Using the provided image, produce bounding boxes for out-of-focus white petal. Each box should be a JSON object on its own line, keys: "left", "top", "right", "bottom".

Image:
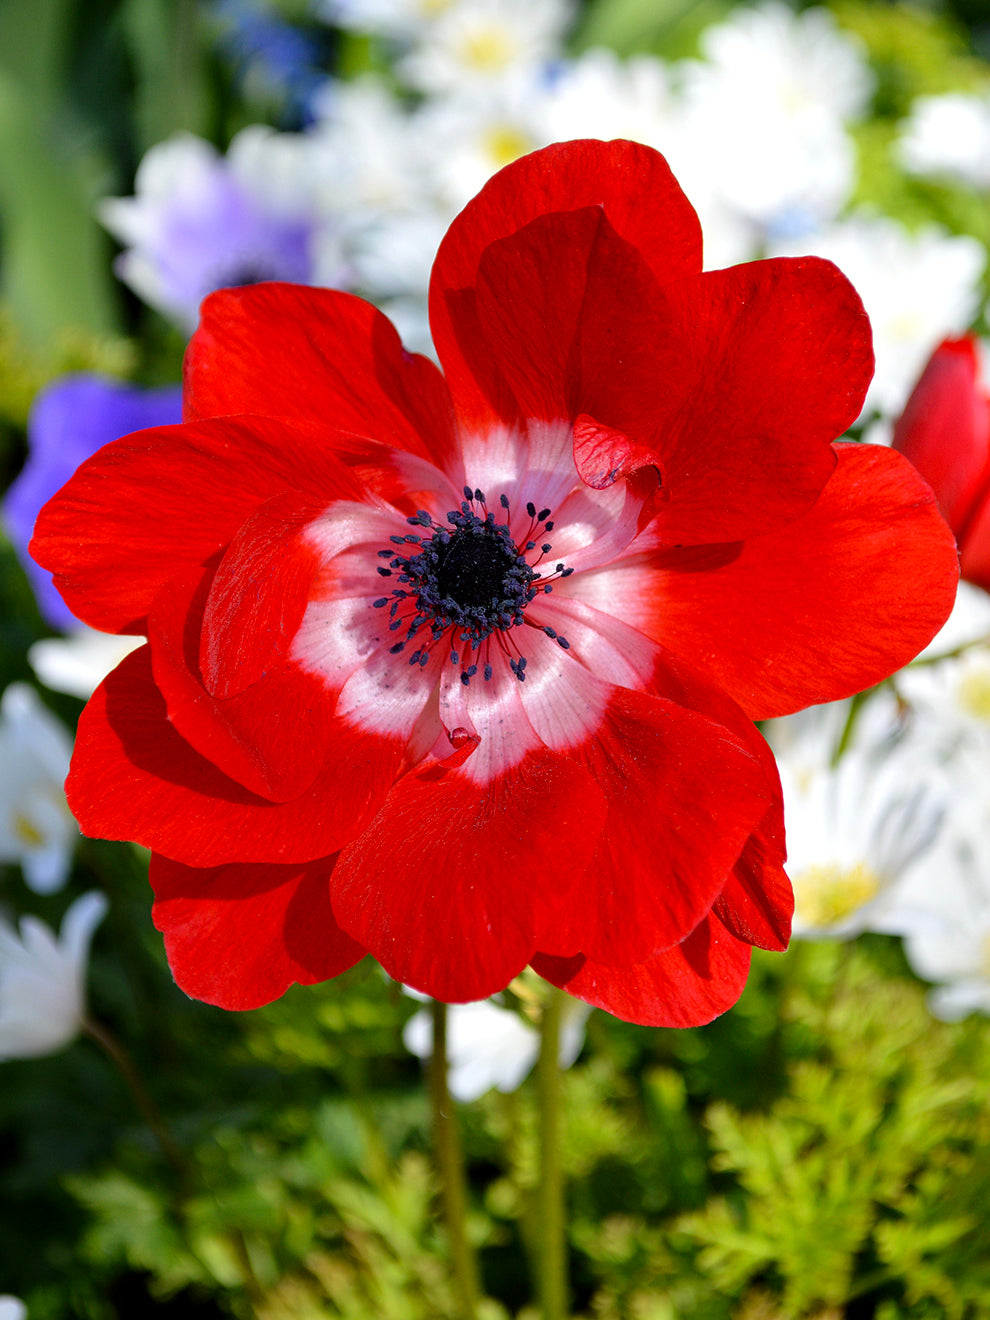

{"left": 29, "top": 628, "right": 144, "bottom": 700}
{"left": 768, "top": 694, "right": 949, "bottom": 939}
{"left": 772, "top": 216, "right": 985, "bottom": 418}
{"left": 397, "top": 0, "right": 574, "bottom": 96}
{"left": 0, "top": 684, "right": 77, "bottom": 894}
{"left": 899, "top": 92, "right": 990, "bottom": 190}
{"left": 916, "top": 582, "right": 990, "bottom": 660}
{"left": 0, "top": 891, "right": 107, "bottom": 1060}
{"left": 402, "top": 991, "right": 588, "bottom": 1100}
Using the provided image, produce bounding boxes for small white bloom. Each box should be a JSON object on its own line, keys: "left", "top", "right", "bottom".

{"left": 691, "top": 1, "right": 873, "bottom": 126}
{"left": 896, "top": 639, "right": 990, "bottom": 748}
{"left": 309, "top": 77, "right": 425, "bottom": 218}
{"left": 894, "top": 827, "right": 990, "bottom": 1020}
{"left": 677, "top": 3, "right": 871, "bottom": 243}
{"left": 0, "top": 1297, "right": 27, "bottom": 1320}
{"left": 768, "top": 696, "right": 948, "bottom": 939}
{"left": 0, "top": 891, "right": 107, "bottom": 1060}
{"left": 398, "top": 0, "right": 573, "bottom": 96}
{"left": 773, "top": 215, "right": 985, "bottom": 417}
{"left": 403, "top": 994, "right": 588, "bottom": 1101}
{"left": 0, "top": 684, "right": 77, "bottom": 894}
{"left": 29, "top": 627, "right": 144, "bottom": 700}
{"left": 307, "top": 78, "right": 442, "bottom": 300}
{"left": 528, "top": 47, "right": 754, "bottom": 268}
{"left": 412, "top": 83, "right": 545, "bottom": 213}
{"left": 915, "top": 581, "right": 990, "bottom": 661}
{"left": 899, "top": 92, "right": 990, "bottom": 190}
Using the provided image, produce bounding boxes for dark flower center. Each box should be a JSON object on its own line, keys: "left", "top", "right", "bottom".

{"left": 372, "top": 488, "right": 572, "bottom": 684}
{"left": 431, "top": 521, "right": 527, "bottom": 612}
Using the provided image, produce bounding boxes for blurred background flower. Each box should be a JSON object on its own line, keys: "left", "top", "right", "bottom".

{"left": 0, "top": 890, "right": 107, "bottom": 1060}
{"left": 0, "top": 683, "right": 76, "bottom": 894}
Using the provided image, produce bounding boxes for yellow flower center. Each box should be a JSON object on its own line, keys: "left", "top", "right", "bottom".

{"left": 13, "top": 811, "right": 45, "bottom": 848}
{"left": 793, "top": 861, "right": 881, "bottom": 928}
{"left": 460, "top": 25, "right": 515, "bottom": 71}
{"left": 957, "top": 666, "right": 990, "bottom": 722}
{"left": 483, "top": 124, "right": 535, "bottom": 170}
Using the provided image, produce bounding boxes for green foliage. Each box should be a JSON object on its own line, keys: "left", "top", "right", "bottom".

{"left": 829, "top": 1, "right": 989, "bottom": 116}
{"left": 11, "top": 940, "right": 983, "bottom": 1318}
{"left": 573, "top": 0, "right": 736, "bottom": 60}
{"left": 674, "top": 943, "right": 990, "bottom": 1318}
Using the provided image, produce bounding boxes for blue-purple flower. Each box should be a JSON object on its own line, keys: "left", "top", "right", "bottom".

{"left": 4, "top": 375, "right": 182, "bottom": 629}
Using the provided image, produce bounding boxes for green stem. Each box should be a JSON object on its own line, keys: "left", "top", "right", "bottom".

{"left": 82, "top": 1016, "right": 186, "bottom": 1180}
{"left": 429, "top": 1000, "right": 480, "bottom": 1320}
{"left": 536, "top": 987, "right": 568, "bottom": 1320}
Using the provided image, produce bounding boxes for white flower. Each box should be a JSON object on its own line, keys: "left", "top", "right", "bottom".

{"left": 306, "top": 78, "right": 445, "bottom": 303}
{"left": 0, "top": 684, "right": 77, "bottom": 894}
{"left": 533, "top": 47, "right": 678, "bottom": 146}
{"left": 398, "top": 0, "right": 574, "bottom": 96}
{"left": 768, "top": 696, "right": 948, "bottom": 939}
{"left": 677, "top": 3, "right": 871, "bottom": 243}
{"left": 308, "top": 78, "right": 426, "bottom": 219}
{"left": 412, "top": 83, "right": 546, "bottom": 214}
{"left": 773, "top": 215, "right": 985, "bottom": 417}
{"left": 403, "top": 994, "right": 589, "bottom": 1101}
{"left": 0, "top": 891, "right": 107, "bottom": 1060}
{"left": 899, "top": 92, "right": 990, "bottom": 190}
{"left": 29, "top": 627, "right": 144, "bottom": 700}
{"left": 915, "top": 581, "right": 990, "bottom": 662}
{"left": 691, "top": 1, "right": 873, "bottom": 126}
{"left": 527, "top": 47, "right": 754, "bottom": 268}
{"left": 99, "top": 128, "right": 330, "bottom": 329}
{"left": 0, "top": 1297, "right": 27, "bottom": 1320}
{"left": 894, "top": 826, "right": 990, "bottom": 1020}
{"left": 896, "top": 639, "right": 990, "bottom": 749}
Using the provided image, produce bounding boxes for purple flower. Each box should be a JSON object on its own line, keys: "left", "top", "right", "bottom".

{"left": 4, "top": 375, "right": 182, "bottom": 629}
{"left": 98, "top": 131, "right": 323, "bottom": 330}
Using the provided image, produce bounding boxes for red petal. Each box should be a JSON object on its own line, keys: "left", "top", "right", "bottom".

{"left": 892, "top": 335, "right": 990, "bottom": 537}
{"left": 150, "top": 853, "right": 364, "bottom": 1010}
{"left": 69, "top": 647, "right": 401, "bottom": 866}
{"left": 470, "top": 206, "right": 664, "bottom": 429}
{"left": 430, "top": 139, "right": 702, "bottom": 432}
{"left": 596, "top": 257, "right": 867, "bottom": 543}
{"left": 30, "top": 415, "right": 365, "bottom": 634}
{"left": 957, "top": 487, "right": 990, "bottom": 591}
{"left": 199, "top": 489, "right": 324, "bottom": 699}
{"left": 330, "top": 746, "right": 608, "bottom": 1002}
{"left": 715, "top": 822, "right": 793, "bottom": 952}
{"left": 536, "top": 686, "right": 773, "bottom": 967}
{"left": 149, "top": 566, "right": 336, "bottom": 802}
{"left": 184, "top": 283, "right": 459, "bottom": 473}
{"left": 643, "top": 646, "right": 791, "bottom": 952}
{"left": 532, "top": 913, "right": 752, "bottom": 1027}
{"left": 653, "top": 443, "right": 960, "bottom": 719}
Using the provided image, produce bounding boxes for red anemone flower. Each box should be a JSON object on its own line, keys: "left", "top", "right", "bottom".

{"left": 31, "top": 140, "right": 958, "bottom": 1025}
{"left": 893, "top": 334, "right": 990, "bottom": 593}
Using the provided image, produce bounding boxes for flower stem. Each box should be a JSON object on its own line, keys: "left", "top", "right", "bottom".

{"left": 429, "top": 999, "right": 481, "bottom": 1319}
{"left": 536, "top": 986, "right": 568, "bottom": 1320}
{"left": 82, "top": 1015, "right": 186, "bottom": 1179}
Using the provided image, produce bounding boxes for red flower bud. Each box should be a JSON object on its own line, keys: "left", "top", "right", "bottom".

{"left": 893, "top": 335, "right": 990, "bottom": 590}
